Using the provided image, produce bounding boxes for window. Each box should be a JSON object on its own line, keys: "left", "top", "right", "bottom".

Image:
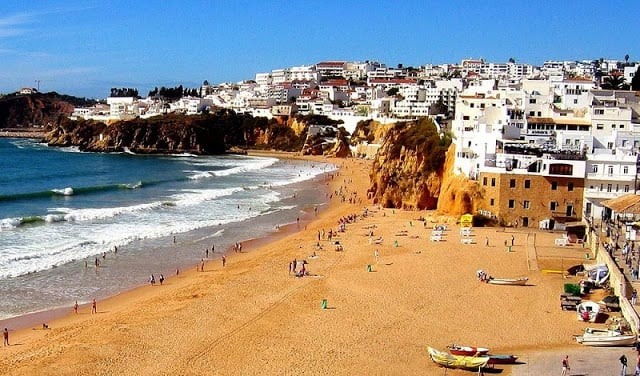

{"left": 509, "top": 179, "right": 516, "bottom": 188}
{"left": 529, "top": 98, "right": 536, "bottom": 104}
{"left": 490, "top": 198, "right": 494, "bottom": 206}
{"left": 607, "top": 165, "right": 614, "bottom": 175}
{"left": 508, "top": 199, "right": 515, "bottom": 208}
{"left": 592, "top": 165, "right": 599, "bottom": 173}
{"left": 568, "top": 182, "right": 574, "bottom": 191}
{"left": 625, "top": 185, "right": 630, "bottom": 193}
{"left": 624, "top": 166, "right": 629, "bottom": 174}
{"left": 612, "top": 124, "right": 616, "bottom": 129}
{"left": 529, "top": 111, "right": 535, "bottom": 116}
{"left": 537, "top": 111, "right": 542, "bottom": 117}
{"left": 551, "top": 181, "right": 558, "bottom": 190}
{"left": 491, "top": 178, "right": 496, "bottom": 187}
{"left": 573, "top": 99, "right": 578, "bottom": 104}
{"left": 523, "top": 200, "right": 530, "bottom": 209}
{"left": 595, "top": 109, "right": 604, "bottom": 115}
{"left": 463, "top": 115, "right": 470, "bottom": 120}
{"left": 524, "top": 180, "right": 531, "bottom": 189}
{"left": 607, "top": 184, "right": 612, "bottom": 192}
{"left": 596, "top": 124, "right": 604, "bottom": 130}
{"left": 483, "top": 177, "right": 487, "bottom": 185}
{"left": 549, "top": 164, "right": 573, "bottom": 176}
{"left": 550, "top": 201, "right": 557, "bottom": 210}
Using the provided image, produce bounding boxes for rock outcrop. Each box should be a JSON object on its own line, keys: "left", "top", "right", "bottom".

{"left": 0, "top": 92, "right": 92, "bottom": 128}
{"left": 45, "top": 115, "right": 227, "bottom": 154}
{"left": 368, "top": 118, "right": 483, "bottom": 216}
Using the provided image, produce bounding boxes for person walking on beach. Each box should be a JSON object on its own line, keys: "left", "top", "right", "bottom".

{"left": 620, "top": 354, "right": 628, "bottom": 376}
{"left": 485, "top": 236, "right": 489, "bottom": 247}
{"left": 91, "top": 299, "right": 97, "bottom": 314}
{"left": 222, "top": 255, "right": 226, "bottom": 267}
{"left": 74, "top": 301, "right": 78, "bottom": 314}
{"left": 561, "top": 355, "right": 570, "bottom": 376}
{"left": 205, "top": 248, "right": 209, "bottom": 258}
{"left": 3, "top": 328, "right": 9, "bottom": 346}
{"left": 200, "top": 259, "right": 205, "bottom": 272}
{"left": 150, "top": 274, "right": 156, "bottom": 286}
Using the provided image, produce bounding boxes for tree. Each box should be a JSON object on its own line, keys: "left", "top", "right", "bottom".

{"left": 508, "top": 57, "right": 516, "bottom": 64}
{"left": 625, "top": 54, "right": 630, "bottom": 65}
{"left": 632, "top": 67, "right": 640, "bottom": 91}
{"left": 386, "top": 87, "right": 399, "bottom": 97}
{"left": 601, "top": 74, "right": 626, "bottom": 90}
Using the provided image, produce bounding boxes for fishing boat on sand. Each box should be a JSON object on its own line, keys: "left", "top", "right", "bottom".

{"left": 576, "top": 300, "right": 600, "bottom": 322}
{"left": 575, "top": 327, "right": 636, "bottom": 346}
{"left": 487, "top": 277, "right": 528, "bottom": 286}
{"left": 428, "top": 346, "right": 489, "bottom": 370}
{"left": 447, "top": 344, "right": 489, "bottom": 356}
{"left": 487, "top": 354, "right": 519, "bottom": 364}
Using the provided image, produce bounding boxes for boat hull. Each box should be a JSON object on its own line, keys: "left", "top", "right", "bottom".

{"left": 488, "top": 354, "right": 518, "bottom": 364}
{"left": 447, "top": 345, "right": 489, "bottom": 356}
{"left": 428, "top": 346, "right": 489, "bottom": 369}
{"left": 575, "top": 327, "right": 636, "bottom": 346}
{"left": 488, "top": 277, "right": 528, "bottom": 286}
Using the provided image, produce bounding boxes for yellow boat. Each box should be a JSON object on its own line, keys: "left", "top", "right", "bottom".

{"left": 427, "top": 346, "right": 489, "bottom": 370}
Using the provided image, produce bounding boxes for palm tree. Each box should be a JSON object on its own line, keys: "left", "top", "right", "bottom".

{"left": 601, "top": 75, "right": 626, "bottom": 90}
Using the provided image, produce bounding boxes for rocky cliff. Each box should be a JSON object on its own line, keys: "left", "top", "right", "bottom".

{"left": 45, "top": 114, "right": 227, "bottom": 154}
{"left": 0, "top": 92, "right": 93, "bottom": 128}
{"left": 368, "top": 118, "right": 483, "bottom": 216}
{"left": 43, "top": 112, "right": 347, "bottom": 156}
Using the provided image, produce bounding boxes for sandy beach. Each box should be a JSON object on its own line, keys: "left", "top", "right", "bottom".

{"left": 0, "top": 155, "right": 626, "bottom": 375}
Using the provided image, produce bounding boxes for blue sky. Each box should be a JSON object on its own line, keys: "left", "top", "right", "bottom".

{"left": 0, "top": 0, "right": 638, "bottom": 98}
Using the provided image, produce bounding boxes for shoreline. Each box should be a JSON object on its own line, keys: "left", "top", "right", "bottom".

{"left": 0, "top": 151, "right": 336, "bottom": 330}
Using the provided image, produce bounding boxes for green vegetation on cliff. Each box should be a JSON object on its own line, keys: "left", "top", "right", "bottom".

{"left": 390, "top": 117, "right": 452, "bottom": 174}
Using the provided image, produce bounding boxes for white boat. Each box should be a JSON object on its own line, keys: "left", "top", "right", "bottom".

{"left": 586, "top": 265, "right": 609, "bottom": 287}
{"left": 487, "top": 277, "right": 528, "bottom": 286}
{"left": 576, "top": 301, "right": 600, "bottom": 322}
{"left": 575, "top": 327, "right": 636, "bottom": 346}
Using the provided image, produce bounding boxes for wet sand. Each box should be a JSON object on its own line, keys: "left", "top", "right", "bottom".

{"left": 0, "top": 155, "right": 624, "bottom": 375}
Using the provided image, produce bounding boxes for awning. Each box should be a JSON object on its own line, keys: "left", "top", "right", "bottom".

{"left": 602, "top": 194, "right": 640, "bottom": 214}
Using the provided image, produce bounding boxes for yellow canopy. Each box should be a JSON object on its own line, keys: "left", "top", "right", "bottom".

{"left": 460, "top": 213, "right": 473, "bottom": 227}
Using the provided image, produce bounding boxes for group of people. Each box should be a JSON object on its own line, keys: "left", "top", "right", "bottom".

{"left": 289, "top": 258, "right": 308, "bottom": 277}
{"left": 149, "top": 274, "right": 165, "bottom": 285}
{"left": 476, "top": 269, "right": 491, "bottom": 283}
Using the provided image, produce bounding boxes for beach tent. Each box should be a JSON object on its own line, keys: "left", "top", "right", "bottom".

{"left": 460, "top": 213, "right": 473, "bottom": 227}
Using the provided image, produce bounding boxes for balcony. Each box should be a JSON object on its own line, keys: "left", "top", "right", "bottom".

{"left": 586, "top": 173, "right": 633, "bottom": 182}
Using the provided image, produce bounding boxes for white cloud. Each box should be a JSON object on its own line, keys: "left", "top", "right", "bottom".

{"left": 40, "top": 66, "right": 99, "bottom": 77}
{"left": 0, "top": 13, "right": 34, "bottom": 38}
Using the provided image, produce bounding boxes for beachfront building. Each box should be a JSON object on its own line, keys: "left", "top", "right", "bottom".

{"left": 478, "top": 148, "right": 586, "bottom": 228}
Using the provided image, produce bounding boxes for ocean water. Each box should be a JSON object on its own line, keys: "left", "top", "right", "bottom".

{"left": 0, "top": 138, "right": 335, "bottom": 320}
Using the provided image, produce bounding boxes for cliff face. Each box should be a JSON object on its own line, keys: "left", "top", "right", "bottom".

{"left": 436, "top": 145, "right": 484, "bottom": 216}
{"left": 368, "top": 136, "right": 441, "bottom": 210}
{"left": 0, "top": 93, "right": 89, "bottom": 128}
{"left": 45, "top": 115, "right": 226, "bottom": 154}
{"left": 368, "top": 119, "right": 482, "bottom": 215}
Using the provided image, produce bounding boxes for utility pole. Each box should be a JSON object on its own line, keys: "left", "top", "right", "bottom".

{"left": 34, "top": 80, "right": 41, "bottom": 91}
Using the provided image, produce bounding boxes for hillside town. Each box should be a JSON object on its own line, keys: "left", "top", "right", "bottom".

{"left": 29, "top": 58, "right": 640, "bottom": 229}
